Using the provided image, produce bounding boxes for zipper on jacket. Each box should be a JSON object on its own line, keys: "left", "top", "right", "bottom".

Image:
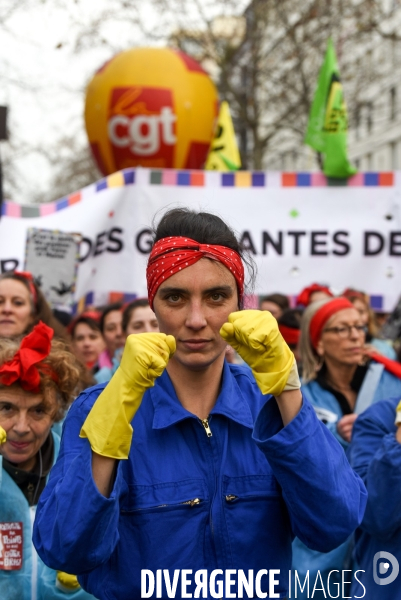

{"left": 197, "top": 415, "right": 216, "bottom": 557}
{"left": 122, "top": 498, "right": 203, "bottom": 512}
{"left": 225, "top": 494, "right": 238, "bottom": 502}
{"left": 157, "top": 498, "right": 202, "bottom": 508}
{"left": 182, "top": 498, "right": 202, "bottom": 507}
{"left": 200, "top": 417, "right": 212, "bottom": 437}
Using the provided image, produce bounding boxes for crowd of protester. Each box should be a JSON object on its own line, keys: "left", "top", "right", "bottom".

{"left": 1, "top": 257, "right": 401, "bottom": 599}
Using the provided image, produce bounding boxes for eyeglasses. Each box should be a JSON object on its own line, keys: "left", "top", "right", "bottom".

{"left": 323, "top": 324, "right": 367, "bottom": 338}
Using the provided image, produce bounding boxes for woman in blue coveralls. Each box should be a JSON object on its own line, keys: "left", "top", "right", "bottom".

{"left": 34, "top": 209, "right": 367, "bottom": 600}
{"left": 349, "top": 397, "right": 401, "bottom": 599}
{"left": 292, "top": 297, "right": 401, "bottom": 599}
{"left": 0, "top": 322, "right": 97, "bottom": 600}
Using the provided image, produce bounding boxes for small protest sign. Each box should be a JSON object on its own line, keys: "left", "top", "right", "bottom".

{"left": 24, "top": 228, "right": 81, "bottom": 308}
{"left": 0, "top": 522, "right": 23, "bottom": 571}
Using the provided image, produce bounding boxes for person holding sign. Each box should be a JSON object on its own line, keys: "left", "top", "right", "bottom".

{"left": 0, "top": 322, "right": 96, "bottom": 599}
{"left": 33, "top": 208, "right": 366, "bottom": 600}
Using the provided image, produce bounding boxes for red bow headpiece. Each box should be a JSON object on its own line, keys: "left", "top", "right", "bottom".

{"left": 146, "top": 236, "right": 245, "bottom": 309}
{"left": 0, "top": 322, "right": 54, "bottom": 393}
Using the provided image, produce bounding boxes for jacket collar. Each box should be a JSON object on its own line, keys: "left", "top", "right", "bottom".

{"left": 150, "top": 361, "right": 254, "bottom": 430}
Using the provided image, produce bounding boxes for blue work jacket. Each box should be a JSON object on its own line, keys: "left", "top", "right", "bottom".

{"left": 349, "top": 397, "right": 401, "bottom": 600}
{"left": 292, "top": 363, "right": 401, "bottom": 598}
{"left": 301, "top": 364, "right": 401, "bottom": 450}
{"left": 34, "top": 363, "right": 367, "bottom": 600}
{"left": 0, "top": 431, "right": 96, "bottom": 600}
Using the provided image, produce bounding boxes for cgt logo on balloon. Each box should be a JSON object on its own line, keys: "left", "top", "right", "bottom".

{"left": 108, "top": 87, "right": 176, "bottom": 167}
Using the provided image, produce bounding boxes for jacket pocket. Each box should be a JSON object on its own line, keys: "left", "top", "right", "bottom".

{"left": 120, "top": 478, "right": 207, "bottom": 515}
{"left": 107, "top": 479, "right": 209, "bottom": 599}
{"left": 223, "top": 474, "right": 291, "bottom": 596}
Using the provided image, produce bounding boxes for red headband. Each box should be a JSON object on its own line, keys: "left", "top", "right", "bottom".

{"left": 279, "top": 325, "right": 300, "bottom": 346}
{"left": 296, "top": 283, "right": 333, "bottom": 307}
{"left": 67, "top": 311, "right": 101, "bottom": 335}
{"left": 0, "top": 321, "right": 55, "bottom": 393}
{"left": 342, "top": 288, "right": 366, "bottom": 301}
{"left": 14, "top": 271, "right": 37, "bottom": 306}
{"left": 146, "top": 237, "right": 245, "bottom": 309}
{"left": 310, "top": 298, "right": 354, "bottom": 349}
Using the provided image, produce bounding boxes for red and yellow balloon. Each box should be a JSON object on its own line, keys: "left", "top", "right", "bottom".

{"left": 85, "top": 47, "right": 219, "bottom": 174}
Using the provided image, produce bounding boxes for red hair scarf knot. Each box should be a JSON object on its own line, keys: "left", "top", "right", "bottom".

{"left": 146, "top": 237, "right": 245, "bottom": 309}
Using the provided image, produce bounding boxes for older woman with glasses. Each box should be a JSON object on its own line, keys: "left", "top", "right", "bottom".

{"left": 300, "top": 297, "right": 401, "bottom": 448}
{"left": 292, "top": 297, "right": 401, "bottom": 600}
{"left": 0, "top": 322, "right": 96, "bottom": 599}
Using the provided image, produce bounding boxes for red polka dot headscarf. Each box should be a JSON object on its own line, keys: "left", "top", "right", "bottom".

{"left": 146, "top": 236, "right": 245, "bottom": 309}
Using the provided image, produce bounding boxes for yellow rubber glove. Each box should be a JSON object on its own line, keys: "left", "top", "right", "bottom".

{"left": 80, "top": 333, "right": 176, "bottom": 459}
{"left": 56, "top": 571, "right": 80, "bottom": 592}
{"left": 395, "top": 400, "right": 401, "bottom": 426}
{"left": 220, "top": 310, "right": 299, "bottom": 396}
{"left": 0, "top": 426, "right": 6, "bottom": 445}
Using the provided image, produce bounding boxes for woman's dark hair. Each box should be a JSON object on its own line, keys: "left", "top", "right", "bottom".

{"left": 122, "top": 298, "right": 151, "bottom": 333}
{"left": 260, "top": 293, "right": 290, "bottom": 312}
{"left": 0, "top": 272, "right": 69, "bottom": 342}
{"left": 69, "top": 315, "right": 101, "bottom": 339}
{"left": 99, "top": 302, "right": 123, "bottom": 334}
{"left": 152, "top": 208, "right": 256, "bottom": 301}
{"left": 277, "top": 308, "right": 303, "bottom": 329}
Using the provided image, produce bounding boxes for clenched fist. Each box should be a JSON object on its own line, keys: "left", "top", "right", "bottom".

{"left": 220, "top": 310, "right": 299, "bottom": 396}
{"left": 80, "top": 333, "right": 176, "bottom": 459}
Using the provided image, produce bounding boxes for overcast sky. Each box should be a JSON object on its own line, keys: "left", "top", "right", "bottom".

{"left": 1, "top": 0, "right": 248, "bottom": 203}
{"left": 1, "top": 0, "right": 161, "bottom": 203}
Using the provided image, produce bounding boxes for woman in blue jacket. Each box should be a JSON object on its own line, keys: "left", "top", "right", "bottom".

{"left": 349, "top": 397, "right": 401, "bottom": 599}
{"left": 300, "top": 298, "right": 401, "bottom": 449}
{"left": 34, "top": 208, "right": 367, "bottom": 600}
{"left": 292, "top": 297, "right": 401, "bottom": 598}
{"left": 0, "top": 322, "right": 96, "bottom": 600}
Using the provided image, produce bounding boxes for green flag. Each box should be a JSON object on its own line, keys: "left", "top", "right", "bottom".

{"left": 305, "top": 38, "right": 356, "bottom": 179}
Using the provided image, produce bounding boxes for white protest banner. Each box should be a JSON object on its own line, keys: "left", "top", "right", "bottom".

{"left": 24, "top": 228, "right": 81, "bottom": 308}
{"left": 0, "top": 168, "right": 400, "bottom": 311}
